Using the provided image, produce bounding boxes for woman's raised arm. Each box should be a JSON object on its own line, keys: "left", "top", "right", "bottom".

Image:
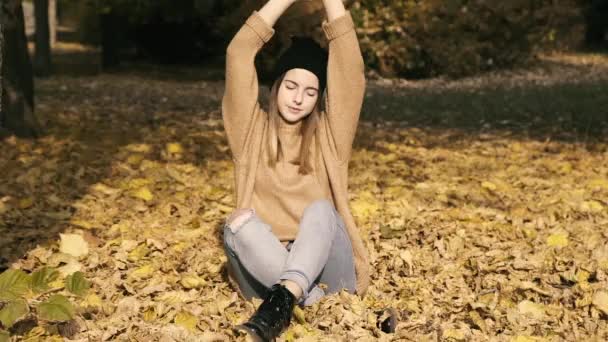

{"left": 321, "top": 0, "right": 366, "bottom": 163}
{"left": 222, "top": 0, "right": 296, "bottom": 162}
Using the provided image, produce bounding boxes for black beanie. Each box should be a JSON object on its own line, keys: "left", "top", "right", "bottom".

{"left": 273, "top": 36, "right": 328, "bottom": 93}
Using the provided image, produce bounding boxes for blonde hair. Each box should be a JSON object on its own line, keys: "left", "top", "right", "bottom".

{"left": 266, "top": 72, "right": 323, "bottom": 175}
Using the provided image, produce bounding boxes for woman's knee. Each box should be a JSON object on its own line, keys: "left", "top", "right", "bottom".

{"left": 300, "top": 199, "right": 340, "bottom": 237}
{"left": 225, "top": 208, "right": 255, "bottom": 233}
{"left": 223, "top": 208, "right": 272, "bottom": 255}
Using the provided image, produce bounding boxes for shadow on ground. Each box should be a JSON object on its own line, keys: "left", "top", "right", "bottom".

{"left": 1, "top": 47, "right": 607, "bottom": 270}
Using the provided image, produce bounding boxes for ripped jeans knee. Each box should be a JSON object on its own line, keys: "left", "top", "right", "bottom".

{"left": 225, "top": 208, "right": 255, "bottom": 233}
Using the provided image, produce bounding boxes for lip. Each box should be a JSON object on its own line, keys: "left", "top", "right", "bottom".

{"left": 288, "top": 106, "right": 302, "bottom": 113}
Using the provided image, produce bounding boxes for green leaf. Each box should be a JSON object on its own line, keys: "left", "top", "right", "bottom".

{"left": 0, "top": 299, "right": 29, "bottom": 328}
{"left": 37, "top": 295, "right": 75, "bottom": 322}
{"left": 65, "top": 272, "right": 90, "bottom": 297}
{"left": 30, "top": 267, "right": 59, "bottom": 294}
{"left": 0, "top": 269, "right": 30, "bottom": 301}
{"left": 0, "top": 330, "right": 9, "bottom": 342}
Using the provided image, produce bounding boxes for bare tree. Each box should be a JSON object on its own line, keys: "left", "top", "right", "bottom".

{"left": 1, "top": 9, "right": 3, "bottom": 123}
{"left": 1, "top": 0, "right": 40, "bottom": 138}
{"left": 34, "top": 0, "right": 52, "bottom": 76}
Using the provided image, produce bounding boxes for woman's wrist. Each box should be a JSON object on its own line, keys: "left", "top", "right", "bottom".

{"left": 322, "top": 0, "right": 346, "bottom": 21}
{"left": 259, "top": 0, "right": 297, "bottom": 27}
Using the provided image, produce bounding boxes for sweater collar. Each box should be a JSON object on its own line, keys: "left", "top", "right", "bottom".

{"left": 278, "top": 116, "right": 303, "bottom": 133}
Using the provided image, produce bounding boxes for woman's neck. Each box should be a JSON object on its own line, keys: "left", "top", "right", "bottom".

{"left": 278, "top": 114, "right": 303, "bottom": 133}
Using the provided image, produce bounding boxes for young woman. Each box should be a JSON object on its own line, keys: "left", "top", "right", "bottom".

{"left": 221, "top": 0, "right": 395, "bottom": 340}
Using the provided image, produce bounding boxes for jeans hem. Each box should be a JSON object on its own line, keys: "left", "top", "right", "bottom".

{"left": 279, "top": 270, "right": 311, "bottom": 303}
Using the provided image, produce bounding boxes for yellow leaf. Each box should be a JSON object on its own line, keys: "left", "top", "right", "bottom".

{"left": 468, "top": 311, "right": 486, "bottom": 332}
{"left": 83, "top": 293, "right": 103, "bottom": 309}
{"left": 124, "top": 178, "right": 151, "bottom": 190}
{"left": 166, "top": 142, "right": 184, "bottom": 154}
{"left": 576, "top": 270, "right": 591, "bottom": 290}
{"left": 158, "top": 291, "right": 192, "bottom": 304}
{"left": 481, "top": 181, "right": 497, "bottom": 191}
{"left": 592, "top": 291, "right": 608, "bottom": 315}
{"left": 293, "top": 306, "right": 306, "bottom": 324}
{"left": 59, "top": 234, "right": 89, "bottom": 258}
{"left": 70, "top": 219, "right": 94, "bottom": 230}
{"left": 125, "top": 143, "right": 152, "bottom": 153}
{"left": 511, "top": 336, "right": 543, "bottom": 342}
{"left": 442, "top": 328, "right": 467, "bottom": 341}
{"left": 587, "top": 178, "right": 608, "bottom": 190}
{"left": 575, "top": 293, "right": 593, "bottom": 308}
{"left": 126, "top": 154, "right": 145, "bottom": 165}
{"left": 180, "top": 275, "right": 206, "bottom": 289}
{"left": 130, "top": 264, "right": 155, "bottom": 279}
{"left": 580, "top": 200, "right": 604, "bottom": 213}
{"left": 522, "top": 228, "right": 537, "bottom": 239}
{"left": 91, "top": 183, "right": 121, "bottom": 195}
{"left": 18, "top": 197, "right": 34, "bottom": 209}
{"left": 558, "top": 162, "right": 572, "bottom": 174}
{"left": 143, "top": 308, "right": 157, "bottom": 322}
{"left": 128, "top": 244, "right": 150, "bottom": 262}
{"left": 131, "top": 186, "right": 154, "bottom": 201}
{"left": 351, "top": 190, "right": 380, "bottom": 219}
{"left": 171, "top": 242, "right": 188, "bottom": 253}
{"left": 546, "top": 232, "right": 568, "bottom": 248}
{"left": 518, "top": 300, "right": 545, "bottom": 319}
{"left": 386, "top": 143, "right": 398, "bottom": 152}
{"left": 175, "top": 311, "right": 198, "bottom": 332}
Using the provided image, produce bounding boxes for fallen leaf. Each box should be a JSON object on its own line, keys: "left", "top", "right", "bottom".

{"left": 592, "top": 291, "right": 608, "bottom": 315}
{"left": 131, "top": 186, "right": 154, "bottom": 202}
{"left": 174, "top": 311, "right": 198, "bottom": 332}
{"left": 59, "top": 234, "right": 89, "bottom": 258}
{"left": 518, "top": 300, "right": 546, "bottom": 319}
{"left": 546, "top": 232, "right": 568, "bottom": 248}
{"left": 38, "top": 295, "right": 75, "bottom": 322}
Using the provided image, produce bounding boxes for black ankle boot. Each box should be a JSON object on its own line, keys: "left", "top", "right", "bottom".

{"left": 235, "top": 283, "right": 296, "bottom": 341}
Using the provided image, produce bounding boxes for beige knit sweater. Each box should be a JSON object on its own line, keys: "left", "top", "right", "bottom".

{"left": 222, "top": 10, "right": 369, "bottom": 295}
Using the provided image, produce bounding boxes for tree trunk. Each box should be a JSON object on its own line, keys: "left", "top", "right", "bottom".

{"left": 101, "top": 11, "right": 121, "bottom": 69}
{"left": 0, "top": 10, "right": 3, "bottom": 125}
{"left": 584, "top": 0, "right": 608, "bottom": 48}
{"left": 49, "top": 0, "right": 56, "bottom": 47}
{"left": 1, "top": 0, "right": 40, "bottom": 138}
{"left": 34, "top": 0, "right": 51, "bottom": 76}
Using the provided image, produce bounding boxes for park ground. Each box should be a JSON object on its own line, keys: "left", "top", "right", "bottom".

{"left": 1, "top": 45, "right": 608, "bottom": 341}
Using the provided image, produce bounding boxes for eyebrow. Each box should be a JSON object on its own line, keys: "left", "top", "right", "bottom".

{"left": 285, "top": 79, "right": 319, "bottom": 92}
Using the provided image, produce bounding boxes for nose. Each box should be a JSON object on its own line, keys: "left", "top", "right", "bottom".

{"left": 292, "top": 89, "right": 304, "bottom": 105}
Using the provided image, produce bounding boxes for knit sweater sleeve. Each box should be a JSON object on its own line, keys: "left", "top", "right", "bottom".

{"left": 322, "top": 11, "right": 366, "bottom": 163}
{"left": 222, "top": 11, "right": 275, "bottom": 162}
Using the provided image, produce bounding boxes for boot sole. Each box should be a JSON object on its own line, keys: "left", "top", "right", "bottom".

{"left": 233, "top": 324, "right": 269, "bottom": 342}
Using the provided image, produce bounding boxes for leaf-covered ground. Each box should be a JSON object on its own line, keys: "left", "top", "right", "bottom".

{"left": 1, "top": 51, "right": 608, "bottom": 341}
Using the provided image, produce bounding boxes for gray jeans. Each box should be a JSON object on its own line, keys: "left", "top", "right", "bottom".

{"left": 222, "top": 199, "right": 356, "bottom": 306}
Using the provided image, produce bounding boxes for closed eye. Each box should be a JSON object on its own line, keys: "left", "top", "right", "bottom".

{"left": 285, "top": 79, "right": 318, "bottom": 94}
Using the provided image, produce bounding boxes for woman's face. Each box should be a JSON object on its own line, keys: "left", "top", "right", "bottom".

{"left": 277, "top": 68, "right": 320, "bottom": 123}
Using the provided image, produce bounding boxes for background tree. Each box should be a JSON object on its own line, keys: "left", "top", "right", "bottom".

{"left": 582, "top": 0, "right": 608, "bottom": 48}
{"left": 0, "top": 9, "right": 3, "bottom": 126}
{"left": 34, "top": 0, "right": 52, "bottom": 76}
{"left": 1, "top": 0, "right": 40, "bottom": 138}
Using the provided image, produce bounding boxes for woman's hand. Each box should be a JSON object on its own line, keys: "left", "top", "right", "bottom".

{"left": 258, "top": 0, "right": 301, "bottom": 27}
{"left": 322, "top": 0, "right": 346, "bottom": 21}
